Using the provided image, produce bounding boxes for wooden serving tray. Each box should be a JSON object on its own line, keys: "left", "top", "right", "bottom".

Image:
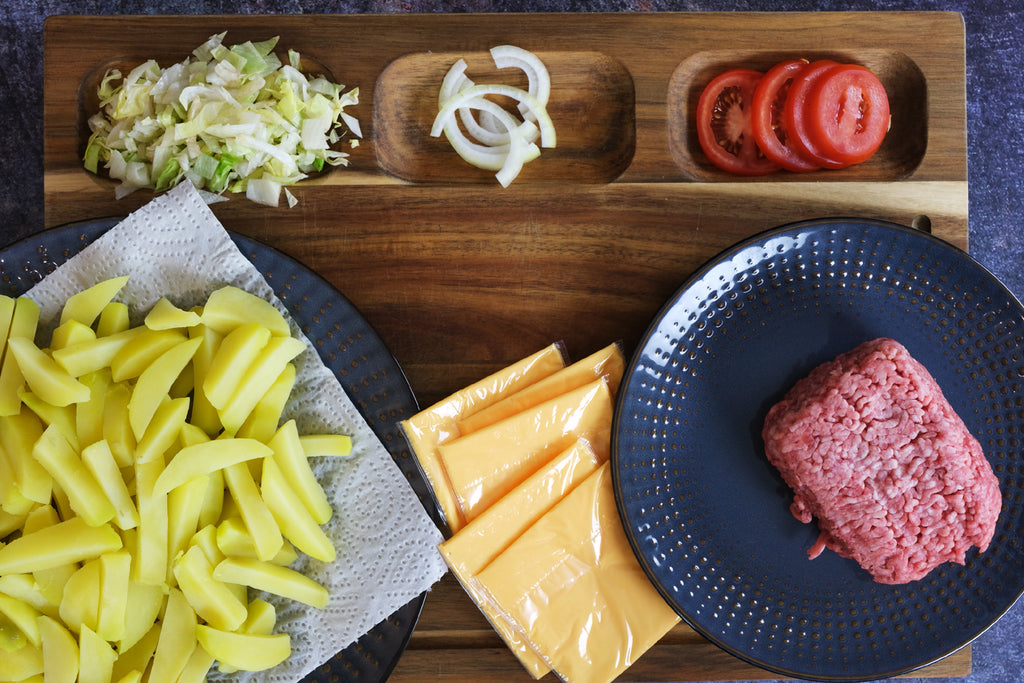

{"left": 43, "top": 12, "right": 970, "bottom": 681}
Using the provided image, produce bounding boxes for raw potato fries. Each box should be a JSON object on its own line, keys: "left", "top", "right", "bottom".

{"left": 0, "top": 278, "right": 354, "bottom": 682}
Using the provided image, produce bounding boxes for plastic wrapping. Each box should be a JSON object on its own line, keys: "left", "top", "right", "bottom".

{"left": 437, "top": 378, "right": 613, "bottom": 523}
{"left": 470, "top": 463, "right": 681, "bottom": 683}
{"left": 400, "top": 343, "right": 566, "bottom": 533}
{"left": 456, "top": 342, "right": 625, "bottom": 435}
{"left": 439, "top": 437, "right": 602, "bottom": 678}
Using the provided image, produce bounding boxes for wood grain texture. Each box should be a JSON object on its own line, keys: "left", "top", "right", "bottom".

{"left": 42, "top": 12, "right": 970, "bottom": 681}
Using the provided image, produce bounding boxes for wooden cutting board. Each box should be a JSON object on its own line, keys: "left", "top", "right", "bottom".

{"left": 42, "top": 12, "right": 971, "bottom": 681}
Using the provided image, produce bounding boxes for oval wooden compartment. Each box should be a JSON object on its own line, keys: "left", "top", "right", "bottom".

{"left": 667, "top": 49, "right": 928, "bottom": 182}
{"left": 373, "top": 50, "right": 635, "bottom": 184}
{"left": 76, "top": 52, "right": 343, "bottom": 185}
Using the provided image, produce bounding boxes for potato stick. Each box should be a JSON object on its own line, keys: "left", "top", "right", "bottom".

{"left": 52, "top": 327, "right": 143, "bottom": 378}
{"left": 201, "top": 286, "right": 291, "bottom": 337}
{"left": 0, "top": 411, "right": 50, "bottom": 506}
{"left": 59, "top": 276, "right": 129, "bottom": 328}
{"left": 49, "top": 320, "right": 96, "bottom": 351}
{"left": 19, "top": 392, "right": 78, "bottom": 452}
{"left": 58, "top": 560, "right": 101, "bottom": 634}
{"left": 102, "top": 382, "right": 135, "bottom": 467}
{"left": 0, "top": 296, "right": 39, "bottom": 416}
{"left": 0, "top": 593, "right": 42, "bottom": 647}
{"left": 38, "top": 615, "right": 80, "bottom": 683}
{"left": 236, "top": 362, "right": 296, "bottom": 443}
{"left": 147, "top": 589, "right": 196, "bottom": 683}
{"left": 172, "top": 545, "right": 247, "bottom": 632}
{"left": 176, "top": 643, "right": 217, "bottom": 683}
{"left": 128, "top": 337, "right": 201, "bottom": 440}
{"left": 134, "top": 397, "right": 189, "bottom": 464}
{"left": 96, "top": 550, "right": 132, "bottom": 642}
{"left": 215, "top": 516, "right": 299, "bottom": 566}
{"left": 300, "top": 433, "right": 353, "bottom": 458}
{"left": 0, "top": 517, "right": 120, "bottom": 575}
{"left": 31, "top": 425, "right": 115, "bottom": 527}
{"left": 134, "top": 458, "right": 169, "bottom": 587}
{"left": 144, "top": 298, "right": 201, "bottom": 331}
{"left": 203, "top": 321, "right": 271, "bottom": 410}
{"left": 219, "top": 335, "right": 305, "bottom": 434}
{"left": 153, "top": 438, "right": 271, "bottom": 497}
{"left": 81, "top": 440, "right": 139, "bottom": 531}
{"left": 7, "top": 337, "right": 89, "bottom": 407}
{"left": 110, "top": 328, "right": 187, "bottom": 383}
{"left": 75, "top": 370, "right": 111, "bottom": 449}
{"left": 167, "top": 474, "right": 211, "bottom": 567}
{"left": 261, "top": 456, "right": 336, "bottom": 562}
{"left": 198, "top": 624, "right": 291, "bottom": 673}
{"left": 186, "top": 322, "right": 223, "bottom": 438}
{"left": 96, "top": 301, "right": 130, "bottom": 337}
{"left": 117, "top": 582, "right": 164, "bottom": 653}
{"left": 0, "top": 575, "right": 56, "bottom": 620}
{"left": 0, "top": 295, "right": 15, "bottom": 350}
{"left": 268, "top": 420, "right": 332, "bottom": 524}
{"left": 213, "top": 557, "right": 328, "bottom": 608}
{"left": 78, "top": 624, "right": 116, "bottom": 683}
{"left": 223, "top": 462, "right": 283, "bottom": 562}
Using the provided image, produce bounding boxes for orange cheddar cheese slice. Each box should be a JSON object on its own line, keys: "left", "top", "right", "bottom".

{"left": 438, "top": 378, "right": 613, "bottom": 524}
{"left": 440, "top": 437, "right": 602, "bottom": 678}
{"left": 456, "top": 342, "right": 625, "bottom": 436}
{"left": 401, "top": 343, "right": 566, "bottom": 532}
{"left": 471, "top": 462, "right": 680, "bottom": 683}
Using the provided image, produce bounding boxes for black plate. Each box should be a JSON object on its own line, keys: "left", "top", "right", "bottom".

{"left": 0, "top": 219, "right": 439, "bottom": 683}
{"left": 612, "top": 218, "right": 1024, "bottom": 681}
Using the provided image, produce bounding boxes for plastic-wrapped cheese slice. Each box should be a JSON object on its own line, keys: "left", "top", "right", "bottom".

{"left": 440, "top": 437, "right": 602, "bottom": 678}
{"left": 401, "top": 343, "right": 566, "bottom": 533}
{"left": 456, "top": 342, "right": 624, "bottom": 436}
{"left": 471, "top": 463, "right": 680, "bottom": 683}
{"left": 438, "top": 378, "right": 613, "bottom": 523}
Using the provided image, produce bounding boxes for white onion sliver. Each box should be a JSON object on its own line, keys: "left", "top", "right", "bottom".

{"left": 435, "top": 47, "right": 555, "bottom": 186}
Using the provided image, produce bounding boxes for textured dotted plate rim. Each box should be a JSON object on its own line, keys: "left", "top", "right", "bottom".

{"left": 611, "top": 217, "right": 1024, "bottom": 682}
{"left": 0, "top": 218, "right": 437, "bottom": 683}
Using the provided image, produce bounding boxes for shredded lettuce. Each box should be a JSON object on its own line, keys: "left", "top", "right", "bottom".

{"left": 84, "top": 33, "right": 360, "bottom": 207}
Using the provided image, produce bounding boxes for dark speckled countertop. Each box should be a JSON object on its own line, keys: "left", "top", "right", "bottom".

{"left": 1, "top": 2, "right": 1020, "bottom": 682}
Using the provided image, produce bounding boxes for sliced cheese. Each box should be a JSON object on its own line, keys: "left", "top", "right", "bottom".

{"left": 472, "top": 463, "right": 680, "bottom": 683}
{"left": 401, "top": 343, "right": 566, "bottom": 532}
{"left": 456, "top": 342, "right": 625, "bottom": 436}
{"left": 438, "top": 378, "right": 613, "bottom": 524}
{"left": 440, "top": 438, "right": 602, "bottom": 678}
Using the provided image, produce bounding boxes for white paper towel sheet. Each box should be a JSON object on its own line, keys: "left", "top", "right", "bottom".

{"left": 27, "top": 182, "right": 447, "bottom": 682}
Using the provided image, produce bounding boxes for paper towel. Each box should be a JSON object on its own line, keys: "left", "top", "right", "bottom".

{"left": 27, "top": 181, "right": 447, "bottom": 682}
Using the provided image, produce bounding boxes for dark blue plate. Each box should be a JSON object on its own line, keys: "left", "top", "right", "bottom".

{"left": 0, "top": 219, "right": 438, "bottom": 683}
{"left": 612, "top": 218, "right": 1024, "bottom": 681}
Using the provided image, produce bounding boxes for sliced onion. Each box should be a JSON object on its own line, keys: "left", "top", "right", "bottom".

{"left": 433, "top": 47, "right": 555, "bottom": 186}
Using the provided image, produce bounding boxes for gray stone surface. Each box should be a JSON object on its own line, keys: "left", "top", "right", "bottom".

{"left": 1, "top": 2, "right": 1021, "bottom": 682}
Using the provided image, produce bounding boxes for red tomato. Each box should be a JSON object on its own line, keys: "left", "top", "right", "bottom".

{"left": 696, "top": 68, "right": 780, "bottom": 176}
{"left": 750, "top": 58, "right": 820, "bottom": 172}
{"left": 782, "top": 60, "right": 850, "bottom": 170}
{"left": 805, "top": 64, "right": 890, "bottom": 165}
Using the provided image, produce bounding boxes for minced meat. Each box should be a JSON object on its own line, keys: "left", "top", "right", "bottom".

{"left": 761, "top": 338, "right": 1001, "bottom": 584}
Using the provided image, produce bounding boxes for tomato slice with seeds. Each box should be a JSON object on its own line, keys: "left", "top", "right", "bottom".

{"left": 805, "top": 64, "right": 890, "bottom": 165}
{"left": 750, "top": 58, "right": 820, "bottom": 173}
{"left": 696, "top": 68, "right": 780, "bottom": 176}
{"left": 783, "top": 60, "right": 850, "bottom": 170}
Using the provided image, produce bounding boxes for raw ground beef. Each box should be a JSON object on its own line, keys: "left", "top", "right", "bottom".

{"left": 762, "top": 338, "right": 1001, "bottom": 584}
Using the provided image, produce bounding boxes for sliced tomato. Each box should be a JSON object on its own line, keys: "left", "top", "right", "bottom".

{"left": 750, "top": 58, "right": 820, "bottom": 173}
{"left": 782, "top": 60, "right": 850, "bottom": 170}
{"left": 696, "top": 68, "right": 780, "bottom": 176}
{"left": 805, "top": 64, "right": 890, "bottom": 165}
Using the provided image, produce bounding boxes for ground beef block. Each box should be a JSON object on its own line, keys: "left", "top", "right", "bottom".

{"left": 761, "top": 338, "right": 1001, "bottom": 584}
